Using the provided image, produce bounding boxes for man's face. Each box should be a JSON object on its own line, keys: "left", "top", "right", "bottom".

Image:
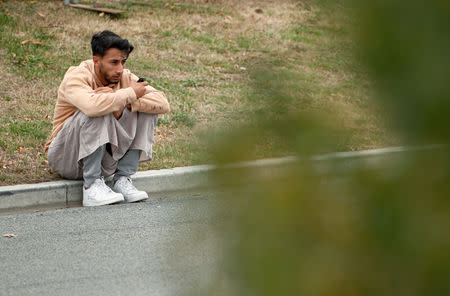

{"left": 93, "top": 48, "right": 128, "bottom": 85}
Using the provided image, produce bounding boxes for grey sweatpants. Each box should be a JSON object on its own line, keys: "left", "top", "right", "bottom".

{"left": 48, "top": 109, "right": 157, "bottom": 186}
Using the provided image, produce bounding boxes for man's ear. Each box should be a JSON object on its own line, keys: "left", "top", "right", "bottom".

{"left": 93, "top": 55, "right": 100, "bottom": 65}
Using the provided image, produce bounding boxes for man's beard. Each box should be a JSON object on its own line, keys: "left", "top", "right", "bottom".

{"left": 99, "top": 63, "right": 120, "bottom": 85}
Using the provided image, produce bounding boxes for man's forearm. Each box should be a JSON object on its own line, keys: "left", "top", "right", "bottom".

{"left": 130, "top": 90, "right": 170, "bottom": 114}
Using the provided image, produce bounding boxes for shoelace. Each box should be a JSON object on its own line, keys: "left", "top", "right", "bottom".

{"left": 118, "top": 177, "right": 137, "bottom": 192}
{"left": 92, "top": 177, "right": 113, "bottom": 194}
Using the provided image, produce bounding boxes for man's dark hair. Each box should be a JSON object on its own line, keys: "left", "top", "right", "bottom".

{"left": 91, "top": 30, "right": 134, "bottom": 57}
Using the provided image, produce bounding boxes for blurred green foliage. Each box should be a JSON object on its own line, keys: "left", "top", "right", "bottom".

{"left": 189, "top": 0, "right": 450, "bottom": 295}
{"left": 356, "top": 0, "right": 450, "bottom": 145}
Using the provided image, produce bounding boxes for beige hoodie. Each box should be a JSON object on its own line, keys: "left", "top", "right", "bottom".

{"left": 45, "top": 59, "right": 169, "bottom": 153}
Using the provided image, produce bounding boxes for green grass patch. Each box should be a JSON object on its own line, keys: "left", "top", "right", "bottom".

{"left": 2, "top": 96, "right": 13, "bottom": 102}
{"left": 281, "top": 27, "right": 316, "bottom": 43}
{"left": 118, "top": 0, "right": 225, "bottom": 15}
{"left": 2, "top": 119, "right": 51, "bottom": 140}
{"left": 171, "top": 110, "right": 195, "bottom": 128}
{"left": 236, "top": 35, "right": 253, "bottom": 50}
{"left": 0, "top": 18, "right": 57, "bottom": 79}
{"left": 0, "top": 12, "right": 16, "bottom": 28}
{"left": 182, "top": 78, "right": 206, "bottom": 88}
{"left": 191, "top": 33, "right": 214, "bottom": 44}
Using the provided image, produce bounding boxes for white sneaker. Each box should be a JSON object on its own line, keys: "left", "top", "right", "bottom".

{"left": 112, "top": 176, "right": 149, "bottom": 203}
{"left": 83, "top": 177, "right": 124, "bottom": 207}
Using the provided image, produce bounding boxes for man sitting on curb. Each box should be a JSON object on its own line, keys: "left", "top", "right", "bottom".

{"left": 45, "top": 30, "right": 170, "bottom": 207}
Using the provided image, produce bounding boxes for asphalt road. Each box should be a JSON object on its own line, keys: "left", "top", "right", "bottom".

{"left": 0, "top": 193, "right": 225, "bottom": 296}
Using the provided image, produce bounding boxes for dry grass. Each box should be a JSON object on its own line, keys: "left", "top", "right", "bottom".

{"left": 0, "top": 0, "right": 395, "bottom": 185}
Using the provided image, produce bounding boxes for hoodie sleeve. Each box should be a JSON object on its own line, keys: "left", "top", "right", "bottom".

{"left": 128, "top": 73, "right": 170, "bottom": 114}
{"left": 61, "top": 68, "right": 137, "bottom": 117}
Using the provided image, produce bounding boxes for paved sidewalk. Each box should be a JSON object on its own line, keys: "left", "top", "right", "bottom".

{"left": 0, "top": 193, "right": 224, "bottom": 296}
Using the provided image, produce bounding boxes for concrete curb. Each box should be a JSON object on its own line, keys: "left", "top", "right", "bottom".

{"left": 0, "top": 145, "right": 441, "bottom": 211}
{"left": 0, "top": 165, "right": 215, "bottom": 211}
